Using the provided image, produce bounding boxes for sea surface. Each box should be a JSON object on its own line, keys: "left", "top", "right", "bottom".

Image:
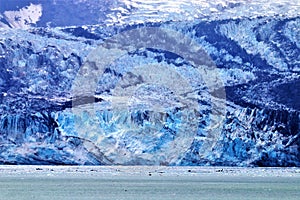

{"left": 0, "top": 166, "right": 299, "bottom": 200}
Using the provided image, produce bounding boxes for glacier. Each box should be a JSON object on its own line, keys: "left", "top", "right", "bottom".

{"left": 0, "top": 0, "right": 299, "bottom": 166}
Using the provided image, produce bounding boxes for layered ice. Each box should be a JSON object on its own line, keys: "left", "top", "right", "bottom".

{"left": 0, "top": 0, "right": 299, "bottom": 166}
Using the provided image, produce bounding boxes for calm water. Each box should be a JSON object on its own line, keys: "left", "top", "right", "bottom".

{"left": 0, "top": 166, "right": 299, "bottom": 200}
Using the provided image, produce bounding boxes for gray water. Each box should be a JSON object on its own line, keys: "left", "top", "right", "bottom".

{"left": 0, "top": 166, "right": 299, "bottom": 200}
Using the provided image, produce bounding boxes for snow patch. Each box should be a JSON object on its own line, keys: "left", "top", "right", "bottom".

{"left": 3, "top": 3, "right": 42, "bottom": 29}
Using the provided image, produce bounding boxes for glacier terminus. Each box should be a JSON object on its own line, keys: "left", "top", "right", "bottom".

{"left": 0, "top": 0, "right": 299, "bottom": 166}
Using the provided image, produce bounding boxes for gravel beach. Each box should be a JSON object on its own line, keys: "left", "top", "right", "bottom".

{"left": 0, "top": 166, "right": 299, "bottom": 200}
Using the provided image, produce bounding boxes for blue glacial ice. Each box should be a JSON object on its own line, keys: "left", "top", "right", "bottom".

{"left": 0, "top": 0, "right": 299, "bottom": 166}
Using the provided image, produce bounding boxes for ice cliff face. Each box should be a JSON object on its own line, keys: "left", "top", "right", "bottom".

{"left": 0, "top": 0, "right": 299, "bottom": 166}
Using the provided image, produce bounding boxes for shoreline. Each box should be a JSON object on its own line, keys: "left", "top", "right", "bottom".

{"left": 1, "top": 165, "right": 300, "bottom": 177}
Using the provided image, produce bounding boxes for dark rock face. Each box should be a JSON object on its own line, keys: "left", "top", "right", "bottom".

{"left": 0, "top": 1, "right": 299, "bottom": 166}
